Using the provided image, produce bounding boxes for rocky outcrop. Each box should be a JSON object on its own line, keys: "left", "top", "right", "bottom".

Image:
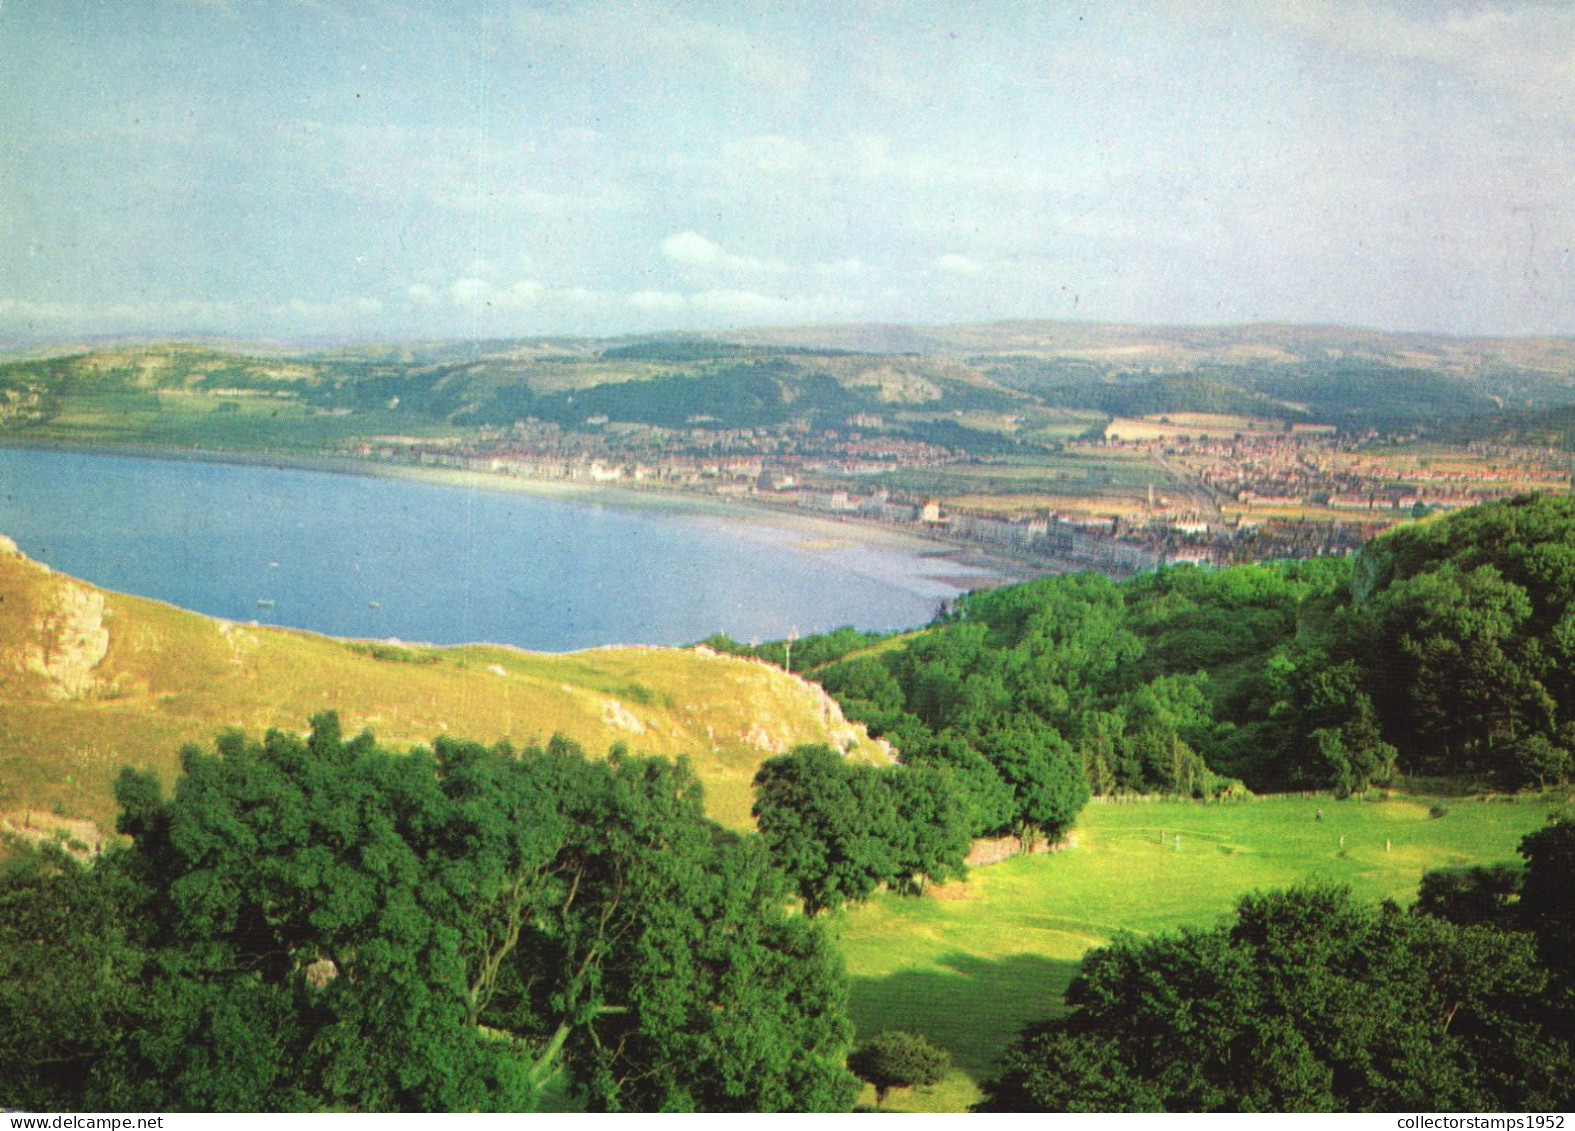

{"left": 22, "top": 581, "right": 111, "bottom": 700}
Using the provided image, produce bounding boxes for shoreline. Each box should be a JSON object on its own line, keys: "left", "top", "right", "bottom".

{"left": 2, "top": 437, "right": 1036, "bottom": 592}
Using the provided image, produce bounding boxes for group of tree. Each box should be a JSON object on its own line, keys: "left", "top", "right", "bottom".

{"left": 814, "top": 565, "right": 1332, "bottom": 810}
{"left": 0, "top": 716, "right": 859, "bottom": 1113}
{"left": 795, "top": 495, "right": 1575, "bottom": 798}
{"left": 981, "top": 814, "right": 1575, "bottom": 1112}
{"left": 751, "top": 744, "right": 972, "bottom": 915}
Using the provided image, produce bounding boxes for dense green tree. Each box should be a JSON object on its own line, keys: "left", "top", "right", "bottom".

{"left": 980, "top": 720, "right": 1090, "bottom": 849}
{"left": 883, "top": 764, "right": 972, "bottom": 895}
{"left": 1364, "top": 564, "right": 1556, "bottom": 783}
{"left": 1, "top": 717, "right": 859, "bottom": 1113}
{"left": 1415, "top": 863, "right": 1524, "bottom": 927}
{"left": 751, "top": 746, "right": 970, "bottom": 913}
{"left": 751, "top": 745, "right": 898, "bottom": 916}
{"left": 978, "top": 1028, "right": 1164, "bottom": 1113}
{"left": 980, "top": 885, "right": 1573, "bottom": 1112}
{"left": 1519, "top": 813, "right": 1575, "bottom": 987}
{"left": 0, "top": 846, "right": 145, "bottom": 1111}
{"left": 901, "top": 729, "right": 1015, "bottom": 837}
{"left": 847, "top": 1030, "right": 950, "bottom": 1109}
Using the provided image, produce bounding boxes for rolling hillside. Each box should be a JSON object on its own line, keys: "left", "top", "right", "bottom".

{"left": 5, "top": 323, "right": 1575, "bottom": 454}
{"left": 0, "top": 538, "right": 887, "bottom": 846}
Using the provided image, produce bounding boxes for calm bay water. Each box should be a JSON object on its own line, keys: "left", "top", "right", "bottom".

{"left": 0, "top": 448, "right": 984, "bottom": 651}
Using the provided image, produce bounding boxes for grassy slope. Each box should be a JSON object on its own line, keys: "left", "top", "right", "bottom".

{"left": 0, "top": 543, "right": 886, "bottom": 839}
{"left": 833, "top": 793, "right": 1562, "bottom": 1112}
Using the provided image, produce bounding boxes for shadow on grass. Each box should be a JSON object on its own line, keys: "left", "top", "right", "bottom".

{"left": 850, "top": 951, "right": 1081, "bottom": 1080}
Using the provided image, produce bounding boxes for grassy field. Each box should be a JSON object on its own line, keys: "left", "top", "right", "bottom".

{"left": 878, "top": 449, "right": 1181, "bottom": 513}
{"left": 831, "top": 792, "right": 1563, "bottom": 1112}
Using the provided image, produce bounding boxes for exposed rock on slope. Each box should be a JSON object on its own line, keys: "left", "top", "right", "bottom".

{"left": 22, "top": 580, "right": 111, "bottom": 700}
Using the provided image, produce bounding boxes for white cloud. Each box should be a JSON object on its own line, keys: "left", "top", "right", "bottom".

{"left": 628, "top": 289, "right": 687, "bottom": 315}
{"left": 721, "top": 133, "right": 818, "bottom": 173}
{"left": 816, "top": 257, "right": 869, "bottom": 278}
{"left": 1242, "top": 0, "right": 1575, "bottom": 103}
{"left": 660, "top": 231, "right": 784, "bottom": 275}
{"left": 934, "top": 253, "right": 983, "bottom": 276}
{"left": 508, "top": 6, "right": 809, "bottom": 95}
{"left": 449, "top": 278, "right": 546, "bottom": 313}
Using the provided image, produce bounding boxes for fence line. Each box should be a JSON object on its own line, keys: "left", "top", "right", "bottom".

{"left": 1088, "top": 790, "right": 1330, "bottom": 804}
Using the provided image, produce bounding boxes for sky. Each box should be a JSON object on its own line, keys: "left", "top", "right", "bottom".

{"left": 1, "top": 0, "right": 1572, "bottom": 343}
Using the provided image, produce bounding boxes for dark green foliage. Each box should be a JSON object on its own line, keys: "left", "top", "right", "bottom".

{"left": 884, "top": 765, "right": 973, "bottom": 895}
{"left": 889, "top": 417, "right": 1027, "bottom": 455}
{"left": 0, "top": 846, "right": 144, "bottom": 1112}
{"left": 805, "top": 497, "right": 1575, "bottom": 796}
{"left": 1352, "top": 496, "right": 1575, "bottom": 786}
{"left": 534, "top": 364, "right": 815, "bottom": 430}
{"left": 1415, "top": 863, "right": 1524, "bottom": 927}
{"left": 900, "top": 730, "right": 1015, "bottom": 838}
{"left": 0, "top": 716, "right": 859, "bottom": 1113}
{"left": 847, "top": 1030, "right": 950, "bottom": 1108}
{"left": 698, "top": 625, "right": 892, "bottom": 674}
{"left": 990, "top": 362, "right": 1300, "bottom": 422}
{"left": 988, "top": 357, "right": 1504, "bottom": 430}
{"left": 751, "top": 745, "right": 969, "bottom": 915}
{"left": 1248, "top": 360, "right": 1499, "bottom": 430}
{"left": 980, "top": 885, "right": 1574, "bottom": 1112}
{"left": 979, "top": 721, "right": 1089, "bottom": 847}
{"left": 1519, "top": 813, "right": 1575, "bottom": 986}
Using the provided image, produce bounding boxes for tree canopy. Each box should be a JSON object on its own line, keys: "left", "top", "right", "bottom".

{"left": 847, "top": 1030, "right": 950, "bottom": 1109}
{"left": 804, "top": 496, "right": 1575, "bottom": 798}
{"left": 0, "top": 716, "right": 859, "bottom": 1113}
{"left": 980, "top": 884, "right": 1574, "bottom": 1113}
{"left": 751, "top": 744, "right": 969, "bottom": 915}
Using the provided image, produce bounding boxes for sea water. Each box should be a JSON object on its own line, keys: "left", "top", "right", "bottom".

{"left": 0, "top": 447, "right": 986, "bottom": 651}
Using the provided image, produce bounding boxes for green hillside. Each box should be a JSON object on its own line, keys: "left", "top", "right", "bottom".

{"left": 0, "top": 538, "right": 887, "bottom": 843}
{"left": 0, "top": 339, "right": 1030, "bottom": 451}
{"left": 4, "top": 324, "right": 1575, "bottom": 456}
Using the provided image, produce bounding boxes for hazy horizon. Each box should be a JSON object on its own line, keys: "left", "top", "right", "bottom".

{"left": 4, "top": 2, "right": 1573, "bottom": 343}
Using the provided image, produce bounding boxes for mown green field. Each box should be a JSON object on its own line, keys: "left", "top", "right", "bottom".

{"left": 831, "top": 793, "right": 1564, "bottom": 1112}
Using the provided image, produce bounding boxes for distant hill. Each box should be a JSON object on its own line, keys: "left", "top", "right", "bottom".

{"left": 0, "top": 539, "right": 886, "bottom": 847}
{"left": 3, "top": 322, "right": 1574, "bottom": 450}
{"left": 1441, "top": 401, "right": 1575, "bottom": 452}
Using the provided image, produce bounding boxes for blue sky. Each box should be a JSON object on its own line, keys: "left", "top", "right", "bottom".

{"left": 2, "top": 1, "right": 1571, "bottom": 341}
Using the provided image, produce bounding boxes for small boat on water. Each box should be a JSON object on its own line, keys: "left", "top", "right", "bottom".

{"left": 257, "top": 599, "right": 275, "bottom": 609}
{"left": 367, "top": 601, "right": 381, "bottom": 609}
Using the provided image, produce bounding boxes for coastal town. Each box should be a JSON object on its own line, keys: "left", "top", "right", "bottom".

{"left": 344, "top": 412, "right": 1574, "bottom": 578}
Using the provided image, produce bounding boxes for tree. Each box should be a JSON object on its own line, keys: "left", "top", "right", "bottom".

{"left": 883, "top": 764, "right": 971, "bottom": 895}
{"left": 752, "top": 745, "right": 896, "bottom": 916}
{"left": 901, "top": 729, "right": 1015, "bottom": 837}
{"left": 1519, "top": 813, "right": 1575, "bottom": 987}
{"left": 0, "top": 846, "right": 144, "bottom": 1112}
{"left": 980, "top": 885, "right": 1573, "bottom": 1112}
{"left": 980, "top": 720, "right": 1090, "bottom": 850}
{"left": 847, "top": 1030, "right": 949, "bottom": 1109}
{"left": 4, "top": 716, "right": 860, "bottom": 1112}
{"left": 1415, "top": 863, "right": 1523, "bottom": 927}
